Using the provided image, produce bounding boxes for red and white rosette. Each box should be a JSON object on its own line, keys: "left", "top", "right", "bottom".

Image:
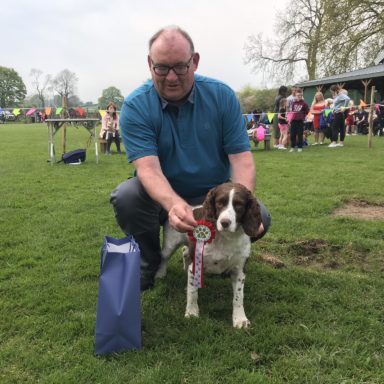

{"left": 187, "top": 220, "right": 216, "bottom": 288}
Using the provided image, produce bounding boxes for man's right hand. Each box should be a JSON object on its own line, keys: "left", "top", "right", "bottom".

{"left": 168, "top": 202, "right": 197, "bottom": 233}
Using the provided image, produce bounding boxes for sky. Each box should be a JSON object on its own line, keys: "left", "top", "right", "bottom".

{"left": 2, "top": 0, "right": 287, "bottom": 104}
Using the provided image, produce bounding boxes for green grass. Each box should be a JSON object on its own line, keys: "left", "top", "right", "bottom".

{"left": 1, "top": 123, "right": 384, "bottom": 383}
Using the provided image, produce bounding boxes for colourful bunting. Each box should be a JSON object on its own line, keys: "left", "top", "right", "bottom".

{"left": 247, "top": 113, "right": 253, "bottom": 122}
{"left": 359, "top": 99, "right": 367, "bottom": 108}
{"left": 55, "top": 107, "right": 63, "bottom": 115}
{"left": 267, "top": 113, "right": 275, "bottom": 123}
{"left": 324, "top": 109, "right": 331, "bottom": 117}
{"left": 99, "top": 110, "right": 106, "bottom": 118}
{"left": 77, "top": 107, "right": 85, "bottom": 117}
{"left": 13, "top": 108, "right": 21, "bottom": 116}
{"left": 45, "top": 107, "right": 52, "bottom": 116}
{"left": 26, "top": 108, "right": 36, "bottom": 116}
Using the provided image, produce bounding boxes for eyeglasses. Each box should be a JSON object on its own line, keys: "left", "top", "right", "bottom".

{"left": 150, "top": 54, "right": 194, "bottom": 76}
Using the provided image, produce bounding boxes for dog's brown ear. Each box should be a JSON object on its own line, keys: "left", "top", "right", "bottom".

{"left": 202, "top": 187, "right": 217, "bottom": 221}
{"left": 242, "top": 192, "right": 262, "bottom": 237}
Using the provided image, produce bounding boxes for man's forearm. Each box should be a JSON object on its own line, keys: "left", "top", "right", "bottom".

{"left": 229, "top": 151, "right": 256, "bottom": 192}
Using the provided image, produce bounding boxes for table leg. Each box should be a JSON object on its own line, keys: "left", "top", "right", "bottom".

{"left": 48, "top": 123, "right": 55, "bottom": 164}
{"left": 94, "top": 125, "right": 99, "bottom": 164}
{"left": 63, "top": 124, "right": 67, "bottom": 154}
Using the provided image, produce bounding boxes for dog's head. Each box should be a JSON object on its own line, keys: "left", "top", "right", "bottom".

{"left": 202, "top": 182, "right": 262, "bottom": 237}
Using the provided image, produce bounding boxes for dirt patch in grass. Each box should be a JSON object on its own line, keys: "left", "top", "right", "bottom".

{"left": 259, "top": 253, "right": 286, "bottom": 268}
{"left": 332, "top": 200, "right": 384, "bottom": 220}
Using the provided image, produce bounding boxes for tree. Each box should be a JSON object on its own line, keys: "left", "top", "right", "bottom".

{"left": 244, "top": 0, "right": 384, "bottom": 83}
{"left": 0, "top": 66, "right": 27, "bottom": 107}
{"left": 98, "top": 86, "right": 124, "bottom": 110}
{"left": 321, "top": 0, "right": 384, "bottom": 75}
{"left": 237, "top": 86, "right": 276, "bottom": 113}
{"left": 68, "top": 95, "right": 82, "bottom": 107}
{"left": 52, "top": 69, "right": 78, "bottom": 116}
{"left": 30, "top": 69, "right": 51, "bottom": 108}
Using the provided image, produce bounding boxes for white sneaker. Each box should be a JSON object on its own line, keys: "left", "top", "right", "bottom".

{"left": 312, "top": 142, "right": 318, "bottom": 146}
{"left": 289, "top": 148, "right": 295, "bottom": 152}
{"left": 319, "top": 142, "right": 323, "bottom": 145}
{"left": 278, "top": 146, "right": 287, "bottom": 150}
{"left": 336, "top": 143, "right": 344, "bottom": 147}
{"left": 328, "top": 142, "right": 337, "bottom": 148}
{"left": 297, "top": 148, "right": 303, "bottom": 152}
{"left": 273, "top": 145, "right": 280, "bottom": 148}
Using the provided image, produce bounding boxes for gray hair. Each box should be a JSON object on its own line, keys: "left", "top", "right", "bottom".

{"left": 148, "top": 25, "right": 195, "bottom": 54}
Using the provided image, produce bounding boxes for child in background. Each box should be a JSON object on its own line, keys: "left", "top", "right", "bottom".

{"left": 277, "top": 98, "right": 288, "bottom": 150}
{"left": 345, "top": 100, "right": 357, "bottom": 135}
{"left": 323, "top": 99, "right": 333, "bottom": 142}
{"left": 289, "top": 89, "right": 309, "bottom": 152}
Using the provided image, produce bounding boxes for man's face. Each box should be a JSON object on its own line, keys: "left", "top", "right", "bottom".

{"left": 148, "top": 32, "right": 199, "bottom": 103}
{"left": 296, "top": 93, "right": 303, "bottom": 101}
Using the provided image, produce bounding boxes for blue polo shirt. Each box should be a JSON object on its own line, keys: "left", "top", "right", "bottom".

{"left": 120, "top": 74, "right": 250, "bottom": 199}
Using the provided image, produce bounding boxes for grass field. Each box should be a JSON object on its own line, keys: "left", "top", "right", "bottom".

{"left": 1, "top": 123, "right": 384, "bottom": 383}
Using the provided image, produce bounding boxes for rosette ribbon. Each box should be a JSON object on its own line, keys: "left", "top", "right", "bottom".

{"left": 187, "top": 220, "right": 216, "bottom": 288}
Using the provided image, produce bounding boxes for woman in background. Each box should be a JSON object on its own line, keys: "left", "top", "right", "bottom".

{"left": 100, "top": 102, "right": 121, "bottom": 155}
{"left": 310, "top": 91, "right": 327, "bottom": 145}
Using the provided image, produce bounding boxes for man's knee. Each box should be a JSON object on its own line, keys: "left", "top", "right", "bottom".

{"left": 251, "top": 200, "right": 271, "bottom": 242}
{"left": 110, "top": 178, "right": 141, "bottom": 211}
{"left": 110, "top": 177, "right": 165, "bottom": 234}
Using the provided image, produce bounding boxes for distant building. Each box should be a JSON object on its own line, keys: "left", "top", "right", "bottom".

{"left": 295, "top": 51, "right": 384, "bottom": 104}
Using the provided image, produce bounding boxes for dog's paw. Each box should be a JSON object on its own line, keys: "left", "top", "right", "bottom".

{"left": 185, "top": 306, "right": 199, "bottom": 318}
{"left": 233, "top": 316, "right": 251, "bottom": 329}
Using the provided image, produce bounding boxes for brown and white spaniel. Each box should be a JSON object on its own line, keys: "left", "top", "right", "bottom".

{"left": 156, "top": 182, "right": 262, "bottom": 328}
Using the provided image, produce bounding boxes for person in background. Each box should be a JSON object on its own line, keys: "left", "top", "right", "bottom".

{"left": 287, "top": 86, "right": 297, "bottom": 112}
{"left": 355, "top": 105, "right": 368, "bottom": 134}
{"left": 310, "top": 91, "right": 327, "bottom": 145}
{"left": 277, "top": 98, "right": 288, "bottom": 149}
{"left": 377, "top": 100, "right": 384, "bottom": 135}
{"left": 100, "top": 102, "right": 121, "bottom": 155}
{"left": 328, "top": 85, "right": 350, "bottom": 148}
{"left": 289, "top": 89, "right": 309, "bottom": 153}
{"left": 272, "top": 86, "right": 288, "bottom": 148}
{"left": 110, "top": 26, "right": 271, "bottom": 291}
{"left": 345, "top": 100, "right": 357, "bottom": 136}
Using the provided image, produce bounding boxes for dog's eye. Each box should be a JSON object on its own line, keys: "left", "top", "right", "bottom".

{"left": 233, "top": 202, "right": 245, "bottom": 212}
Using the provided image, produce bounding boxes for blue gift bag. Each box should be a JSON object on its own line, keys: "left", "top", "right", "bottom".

{"left": 95, "top": 236, "right": 141, "bottom": 355}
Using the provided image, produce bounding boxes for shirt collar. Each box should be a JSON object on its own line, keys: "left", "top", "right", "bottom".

{"left": 160, "top": 84, "right": 195, "bottom": 109}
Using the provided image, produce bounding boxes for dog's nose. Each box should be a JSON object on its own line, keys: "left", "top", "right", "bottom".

{"left": 220, "top": 219, "right": 231, "bottom": 229}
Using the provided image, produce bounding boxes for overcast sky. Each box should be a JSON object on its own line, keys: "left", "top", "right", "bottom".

{"left": 3, "top": 0, "right": 287, "bottom": 103}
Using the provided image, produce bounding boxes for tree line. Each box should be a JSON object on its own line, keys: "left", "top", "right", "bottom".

{"left": 244, "top": 0, "right": 384, "bottom": 84}
{"left": 0, "top": 66, "right": 124, "bottom": 111}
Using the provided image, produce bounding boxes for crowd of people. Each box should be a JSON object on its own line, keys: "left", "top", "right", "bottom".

{"left": 249, "top": 86, "right": 384, "bottom": 152}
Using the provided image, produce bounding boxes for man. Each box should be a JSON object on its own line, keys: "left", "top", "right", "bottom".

{"left": 111, "top": 26, "right": 271, "bottom": 290}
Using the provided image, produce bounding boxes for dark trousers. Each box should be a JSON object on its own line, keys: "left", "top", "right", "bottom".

{"left": 290, "top": 120, "right": 304, "bottom": 149}
{"left": 331, "top": 112, "right": 346, "bottom": 142}
{"left": 106, "top": 133, "right": 121, "bottom": 153}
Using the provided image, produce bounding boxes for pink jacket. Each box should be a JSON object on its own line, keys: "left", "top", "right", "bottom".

{"left": 100, "top": 112, "right": 119, "bottom": 138}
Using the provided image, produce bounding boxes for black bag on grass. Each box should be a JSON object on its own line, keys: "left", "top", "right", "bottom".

{"left": 59, "top": 149, "right": 86, "bottom": 164}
